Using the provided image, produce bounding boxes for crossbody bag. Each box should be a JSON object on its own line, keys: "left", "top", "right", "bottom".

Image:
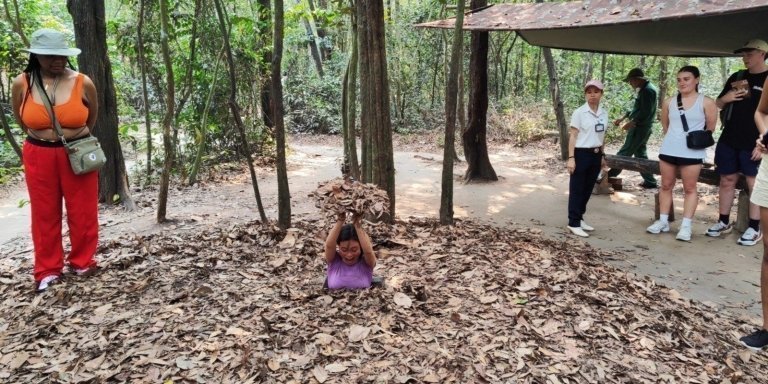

{"left": 32, "top": 73, "right": 106, "bottom": 174}
{"left": 677, "top": 92, "right": 714, "bottom": 149}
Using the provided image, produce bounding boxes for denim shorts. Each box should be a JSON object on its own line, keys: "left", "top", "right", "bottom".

{"left": 714, "top": 142, "right": 760, "bottom": 176}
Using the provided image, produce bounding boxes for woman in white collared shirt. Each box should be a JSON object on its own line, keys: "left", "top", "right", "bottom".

{"left": 566, "top": 80, "right": 608, "bottom": 238}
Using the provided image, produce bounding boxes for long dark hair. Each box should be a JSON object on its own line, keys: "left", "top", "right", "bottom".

{"left": 678, "top": 65, "right": 701, "bottom": 92}
{"left": 336, "top": 224, "right": 359, "bottom": 244}
{"left": 22, "top": 53, "right": 75, "bottom": 93}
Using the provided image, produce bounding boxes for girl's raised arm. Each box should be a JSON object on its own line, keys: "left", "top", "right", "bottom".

{"left": 353, "top": 215, "right": 377, "bottom": 268}
{"left": 324, "top": 213, "right": 346, "bottom": 263}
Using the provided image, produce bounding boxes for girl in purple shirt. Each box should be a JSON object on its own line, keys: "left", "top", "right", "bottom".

{"left": 324, "top": 213, "right": 377, "bottom": 289}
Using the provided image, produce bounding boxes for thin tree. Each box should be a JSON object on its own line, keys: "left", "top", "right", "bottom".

{"left": 357, "top": 0, "right": 395, "bottom": 221}
{"left": 273, "top": 0, "right": 291, "bottom": 228}
{"left": 0, "top": 118, "right": 21, "bottom": 161}
{"left": 3, "top": 0, "right": 28, "bottom": 46}
{"left": 341, "top": 1, "right": 360, "bottom": 178}
{"left": 213, "top": 0, "right": 269, "bottom": 222}
{"left": 295, "top": 0, "right": 324, "bottom": 77}
{"left": 67, "top": 0, "right": 135, "bottom": 209}
{"left": 255, "top": 0, "right": 273, "bottom": 128}
{"left": 542, "top": 47, "right": 568, "bottom": 159}
{"left": 439, "top": 0, "right": 464, "bottom": 225}
{"left": 156, "top": 0, "right": 174, "bottom": 222}
{"left": 462, "top": 0, "right": 497, "bottom": 182}
{"left": 136, "top": 0, "right": 152, "bottom": 181}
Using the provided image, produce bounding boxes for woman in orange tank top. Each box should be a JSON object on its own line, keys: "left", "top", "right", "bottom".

{"left": 10, "top": 29, "right": 101, "bottom": 292}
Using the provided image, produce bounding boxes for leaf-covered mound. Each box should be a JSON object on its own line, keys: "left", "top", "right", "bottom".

{"left": 0, "top": 218, "right": 765, "bottom": 383}
{"left": 311, "top": 178, "right": 390, "bottom": 219}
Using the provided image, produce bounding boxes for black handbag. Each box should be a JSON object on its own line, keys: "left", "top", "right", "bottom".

{"left": 678, "top": 93, "right": 714, "bottom": 149}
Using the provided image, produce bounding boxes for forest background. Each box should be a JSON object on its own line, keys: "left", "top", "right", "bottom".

{"left": 0, "top": 0, "right": 744, "bottom": 222}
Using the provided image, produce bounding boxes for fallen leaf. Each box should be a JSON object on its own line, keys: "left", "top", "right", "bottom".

{"left": 348, "top": 325, "right": 371, "bottom": 342}
{"left": 394, "top": 292, "right": 412, "bottom": 308}
{"left": 313, "top": 366, "right": 328, "bottom": 383}
{"left": 325, "top": 363, "right": 347, "bottom": 373}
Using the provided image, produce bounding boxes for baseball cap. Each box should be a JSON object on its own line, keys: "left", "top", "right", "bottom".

{"left": 623, "top": 68, "right": 647, "bottom": 82}
{"left": 734, "top": 39, "right": 768, "bottom": 54}
{"left": 22, "top": 29, "right": 81, "bottom": 57}
{"left": 584, "top": 79, "right": 604, "bottom": 91}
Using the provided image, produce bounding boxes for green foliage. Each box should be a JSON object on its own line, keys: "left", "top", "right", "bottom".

{"left": 284, "top": 55, "right": 344, "bottom": 134}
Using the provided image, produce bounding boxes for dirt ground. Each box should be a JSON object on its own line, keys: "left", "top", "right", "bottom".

{"left": 0, "top": 134, "right": 763, "bottom": 322}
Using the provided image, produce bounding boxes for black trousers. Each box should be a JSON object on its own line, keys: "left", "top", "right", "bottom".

{"left": 568, "top": 149, "right": 602, "bottom": 227}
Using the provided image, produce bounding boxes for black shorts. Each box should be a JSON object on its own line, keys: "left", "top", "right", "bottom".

{"left": 659, "top": 154, "right": 703, "bottom": 166}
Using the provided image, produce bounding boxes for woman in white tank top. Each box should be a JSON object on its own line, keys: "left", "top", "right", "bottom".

{"left": 646, "top": 66, "right": 718, "bottom": 242}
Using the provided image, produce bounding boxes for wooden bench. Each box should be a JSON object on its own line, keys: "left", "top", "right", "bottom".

{"left": 604, "top": 155, "right": 750, "bottom": 231}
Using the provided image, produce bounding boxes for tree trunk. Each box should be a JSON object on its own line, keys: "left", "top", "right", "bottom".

{"left": 347, "top": 10, "right": 360, "bottom": 179}
{"left": 357, "top": 0, "right": 395, "bottom": 221}
{"left": 67, "top": 0, "right": 135, "bottom": 210}
{"left": 213, "top": 0, "right": 269, "bottom": 223}
{"left": 273, "top": 0, "right": 291, "bottom": 229}
{"left": 542, "top": 47, "right": 568, "bottom": 159}
{"left": 439, "top": 0, "right": 465, "bottom": 225}
{"left": 307, "top": 0, "right": 331, "bottom": 60}
{"left": 137, "top": 0, "right": 153, "bottom": 182}
{"left": 658, "top": 56, "right": 669, "bottom": 111}
{"left": 3, "top": 0, "right": 29, "bottom": 46}
{"left": 174, "top": 0, "right": 202, "bottom": 124}
{"left": 189, "top": 48, "right": 224, "bottom": 185}
{"left": 296, "top": 0, "right": 324, "bottom": 77}
{"left": 1, "top": 109, "right": 22, "bottom": 161}
{"left": 583, "top": 52, "right": 594, "bottom": 84}
{"left": 341, "top": 7, "right": 360, "bottom": 179}
{"left": 256, "top": 0, "right": 273, "bottom": 128}
{"left": 600, "top": 53, "right": 606, "bottom": 83}
{"left": 534, "top": 48, "right": 542, "bottom": 98}
{"left": 155, "top": 0, "right": 174, "bottom": 222}
{"left": 462, "top": 0, "right": 497, "bottom": 183}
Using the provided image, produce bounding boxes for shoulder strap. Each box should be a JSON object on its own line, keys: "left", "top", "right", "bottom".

{"left": 677, "top": 92, "right": 689, "bottom": 132}
{"left": 32, "top": 73, "right": 65, "bottom": 141}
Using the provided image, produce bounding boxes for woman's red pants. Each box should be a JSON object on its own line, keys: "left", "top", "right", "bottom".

{"left": 23, "top": 140, "right": 98, "bottom": 281}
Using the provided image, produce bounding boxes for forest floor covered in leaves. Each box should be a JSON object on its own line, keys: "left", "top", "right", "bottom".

{"left": 1, "top": 217, "right": 767, "bottom": 383}
{"left": 1, "top": 134, "right": 767, "bottom": 382}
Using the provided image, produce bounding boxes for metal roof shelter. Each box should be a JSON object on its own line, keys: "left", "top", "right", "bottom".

{"left": 416, "top": 0, "right": 768, "bottom": 57}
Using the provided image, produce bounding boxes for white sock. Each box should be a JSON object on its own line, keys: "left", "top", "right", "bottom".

{"left": 659, "top": 214, "right": 669, "bottom": 223}
{"left": 681, "top": 218, "right": 692, "bottom": 228}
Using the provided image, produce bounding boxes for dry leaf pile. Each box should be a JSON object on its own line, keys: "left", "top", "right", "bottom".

{"left": 311, "top": 178, "right": 389, "bottom": 219}
{"left": 0, "top": 218, "right": 766, "bottom": 383}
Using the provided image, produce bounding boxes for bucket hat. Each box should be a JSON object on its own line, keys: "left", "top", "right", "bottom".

{"left": 734, "top": 39, "right": 768, "bottom": 54}
{"left": 23, "top": 29, "right": 81, "bottom": 57}
{"left": 623, "top": 67, "right": 647, "bottom": 82}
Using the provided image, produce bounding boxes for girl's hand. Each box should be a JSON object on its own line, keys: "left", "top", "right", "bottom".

{"left": 352, "top": 213, "right": 362, "bottom": 226}
{"left": 567, "top": 158, "right": 576, "bottom": 174}
{"left": 756, "top": 134, "right": 768, "bottom": 154}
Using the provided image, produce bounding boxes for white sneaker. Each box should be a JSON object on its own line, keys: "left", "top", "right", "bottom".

{"left": 705, "top": 221, "right": 733, "bottom": 237}
{"left": 738, "top": 228, "right": 763, "bottom": 246}
{"left": 36, "top": 275, "right": 60, "bottom": 292}
{"left": 580, "top": 220, "right": 594, "bottom": 231}
{"left": 646, "top": 220, "right": 670, "bottom": 234}
{"left": 676, "top": 226, "right": 692, "bottom": 242}
{"left": 567, "top": 226, "right": 589, "bottom": 238}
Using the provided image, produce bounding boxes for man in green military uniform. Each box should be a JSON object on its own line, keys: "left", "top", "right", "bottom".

{"left": 607, "top": 68, "right": 659, "bottom": 188}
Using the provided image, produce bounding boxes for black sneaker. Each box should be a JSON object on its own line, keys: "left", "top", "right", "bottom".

{"left": 740, "top": 329, "right": 768, "bottom": 351}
